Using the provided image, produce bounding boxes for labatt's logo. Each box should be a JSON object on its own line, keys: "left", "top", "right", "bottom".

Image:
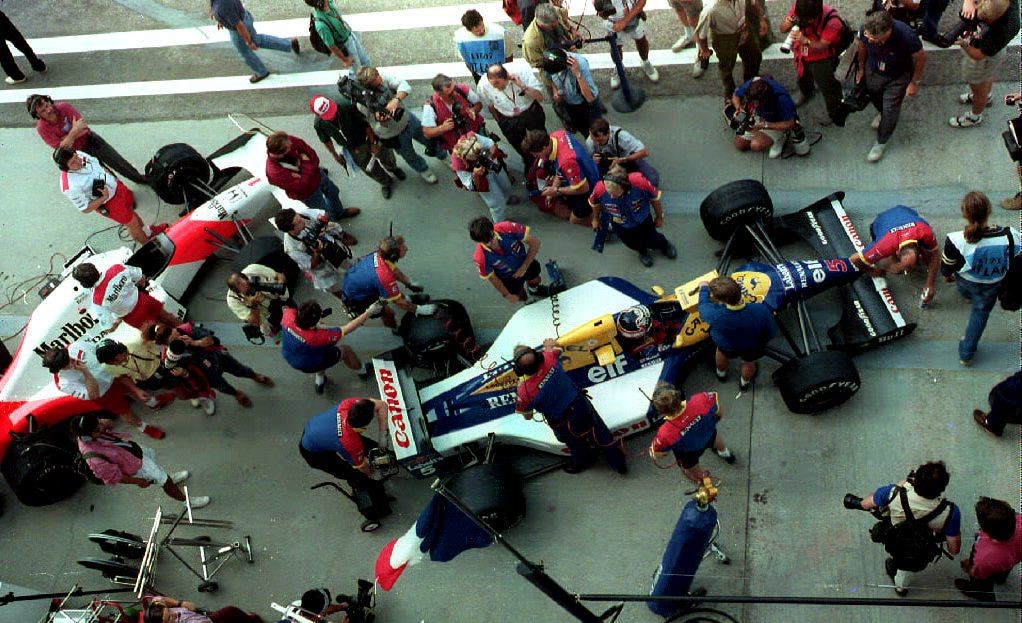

{"left": 33, "top": 312, "right": 103, "bottom": 357}
{"left": 378, "top": 366, "right": 410, "bottom": 448}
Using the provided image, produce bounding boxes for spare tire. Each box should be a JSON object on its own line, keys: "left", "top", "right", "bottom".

{"left": 700, "top": 179, "right": 774, "bottom": 241}
{"left": 446, "top": 463, "right": 525, "bottom": 532}
{"left": 145, "top": 143, "right": 212, "bottom": 206}
{"left": 1, "top": 440, "right": 84, "bottom": 506}
{"left": 772, "top": 350, "right": 861, "bottom": 415}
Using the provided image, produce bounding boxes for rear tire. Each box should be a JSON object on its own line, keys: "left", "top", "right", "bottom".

{"left": 700, "top": 179, "right": 774, "bottom": 241}
{"left": 1, "top": 440, "right": 83, "bottom": 507}
{"left": 773, "top": 350, "right": 861, "bottom": 414}
{"left": 445, "top": 463, "right": 525, "bottom": 532}
{"left": 145, "top": 143, "right": 212, "bottom": 206}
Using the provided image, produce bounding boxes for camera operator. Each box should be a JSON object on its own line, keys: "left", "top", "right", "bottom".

{"left": 452, "top": 132, "right": 518, "bottom": 223}
{"left": 281, "top": 301, "right": 379, "bottom": 394}
{"left": 522, "top": 3, "right": 581, "bottom": 76}
{"left": 341, "top": 236, "right": 436, "bottom": 329}
{"left": 287, "top": 584, "right": 374, "bottom": 623}
{"left": 143, "top": 595, "right": 261, "bottom": 623}
{"left": 586, "top": 117, "right": 660, "bottom": 186}
{"left": 54, "top": 148, "right": 167, "bottom": 244}
{"left": 730, "top": 77, "right": 802, "bottom": 159}
{"left": 421, "top": 73, "right": 485, "bottom": 155}
{"left": 542, "top": 49, "right": 606, "bottom": 136}
{"left": 854, "top": 10, "right": 926, "bottom": 162}
{"left": 273, "top": 208, "right": 354, "bottom": 300}
{"left": 778, "top": 0, "right": 846, "bottom": 123}
{"left": 352, "top": 66, "right": 439, "bottom": 184}
{"left": 844, "top": 461, "right": 962, "bottom": 596}
{"left": 597, "top": 0, "right": 660, "bottom": 87}
{"left": 478, "top": 63, "right": 548, "bottom": 166}
{"left": 948, "top": 0, "right": 1018, "bottom": 129}
{"left": 695, "top": 0, "right": 768, "bottom": 99}
{"left": 919, "top": 0, "right": 976, "bottom": 44}
{"left": 265, "top": 131, "right": 361, "bottom": 223}
{"left": 226, "top": 266, "right": 290, "bottom": 337}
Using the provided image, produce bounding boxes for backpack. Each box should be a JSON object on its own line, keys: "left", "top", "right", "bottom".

{"left": 822, "top": 8, "right": 855, "bottom": 58}
{"left": 880, "top": 488, "right": 951, "bottom": 572}
{"left": 998, "top": 230, "right": 1020, "bottom": 311}
{"left": 309, "top": 14, "right": 349, "bottom": 56}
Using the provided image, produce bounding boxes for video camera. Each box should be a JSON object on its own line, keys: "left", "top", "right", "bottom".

{"left": 338, "top": 75, "right": 404, "bottom": 123}
{"left": 935, "top": 14, "right": 990, "bottom": 48}
{"left": 247, "top": 275, "right": 287, "bottom": 297}
{"left": 273, "top": 580, "right": 376, "bottom": 623}
{"left": 1002, "top": 96, "right": 1022, "bottom": 162}
{"left": 295, "top": 214, "right": 352, "bottom": 269}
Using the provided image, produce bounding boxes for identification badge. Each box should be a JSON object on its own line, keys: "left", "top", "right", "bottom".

{"left": 513, "top": 106, "right": 520, "bottom": 115}
{"left": 878, "top": 60, "right": 886, "bottom": 72}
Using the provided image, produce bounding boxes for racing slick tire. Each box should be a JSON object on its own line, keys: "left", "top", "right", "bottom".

{"left": 445, "top": 463, "right": 526, "bottom": 532}
{"left": 1, "top": 439, "right": 84, "bottom": 507}
{"left": 145, "top": 143, "right": 212, "bottom": 206}
{"left": 88, "top": 530, "right": 146, "bottom": 559}
{"left": 700, "top": 179, "right": 774, "bottom": 242}
{"left": 76, "top": 557, "right": 138, "bottom": 580}
{"left": 773, "top": 350, "right": 861, "bottom": 415}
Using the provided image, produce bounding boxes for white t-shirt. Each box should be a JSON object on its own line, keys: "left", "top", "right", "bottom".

{"left": 89, "top": 263, "right": 143, "bottom": 325}
{"left": 282, "top": 209, "right": 346, "bottom": 291}
{"left": 54, "top": 340, "right": 114, "bottom": 399}
{"left": 477, "top": 69, "right": 543, "bottom": 118}
{"left": 60, "top": 152, "right": 121, "bottom": 212}
{"left": 454, "top": 22, "right": 509, "bottom": 77}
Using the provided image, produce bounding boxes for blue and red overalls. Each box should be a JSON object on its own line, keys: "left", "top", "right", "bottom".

{"left": 280, "top": 307, "right": 345, "bottom": 373}
{"left": 859, "top": 205, "right": 937, "bottom": 267}
{"left": 341, "top": 250, "right": 403, "bottom": 313}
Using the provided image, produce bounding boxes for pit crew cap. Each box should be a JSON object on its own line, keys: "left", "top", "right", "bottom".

{"left": 310, "top": 96, "right": 338, "bottom": 121}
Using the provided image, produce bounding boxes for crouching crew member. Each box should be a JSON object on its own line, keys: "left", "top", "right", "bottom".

{"left": 468, "top": 216, "right": 548, "bottom": 304}
{"left": 340, "top": 236, "right": 436, "bottom": 328}
{"left": 850, "top": 204, "right": 940, "bottom": 305}
{"left": 514, "top": 338, "right": 627, "bottom": 475}
{"left": 299, "top": 397, "right": 389, "bottom": 496}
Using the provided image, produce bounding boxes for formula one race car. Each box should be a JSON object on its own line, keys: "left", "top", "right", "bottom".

{"left": 373, "top": 181, "right": 915, "bottom": 524}
{"left": 0, "top": 126, "right": 327, "bottom": 506}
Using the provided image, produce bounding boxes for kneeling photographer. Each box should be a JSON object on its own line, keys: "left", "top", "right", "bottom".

{"left": 273, "top": 208, "right": 354, "bottom": 299}
{"left": 728, "top": 76, "right": 808, "bottom": 159}
{"left": 947, "top": 0, "right": 1018, "bottom": 129}
{"left": 226, "top": 266, "right": 292, "bottom": 338}
{"left": 277, "top": 583, "right": 375, "bottom": 623}
{"left": 451, "top": 131, "right": 518, "bottom": 223}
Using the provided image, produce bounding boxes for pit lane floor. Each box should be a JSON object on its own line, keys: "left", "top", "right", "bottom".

{"left": 0, "top": 87, "right": 1018, "bottom": 623}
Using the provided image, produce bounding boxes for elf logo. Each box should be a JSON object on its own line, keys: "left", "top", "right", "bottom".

{"left": 587, "top": 353, "right": 627, "bottom": 384}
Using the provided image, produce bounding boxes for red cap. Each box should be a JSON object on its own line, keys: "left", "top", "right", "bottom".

{"left": 309, "top": 96, "right": 338, "bottom": 121}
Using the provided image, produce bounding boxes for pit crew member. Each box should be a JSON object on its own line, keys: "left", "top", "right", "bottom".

{"left": 340, "top": 236, "right": 436, "bottom": 329}
{"left": 588, "top": 164, "right": 677, "bottom": 267}
{"left": 698, "top": 276, "right": 777, "bottom": 391}
{"left": 850, "top": 204, "right": 940, "bottom": 304}
{"left": 299, "top": 397, "right": 389, "bottom": 496}
{"left": 649, "top": 384, "right": 736, "bottom": 482}
{"left": 71, "top": 261, "right": 181, "bottom": 332}
{"left": 281, "top": 300, "right": 379, "bottom": 394}
{"left": 521, "top": 128, "right": 601, "bottom": 226}
{"left": 469, "top": 217, "right": 548, "bottom": 304}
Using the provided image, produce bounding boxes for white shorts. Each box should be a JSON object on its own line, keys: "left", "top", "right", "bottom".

{"left": 135, "top": 447, "right": 169, "bottom": 485}
{"left": 605, "top": 18, "right": 646, "bottom": 41}
{"left": 740, "top": 127, "right": 786, "bottom": 145}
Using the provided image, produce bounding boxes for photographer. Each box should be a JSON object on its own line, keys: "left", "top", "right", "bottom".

{"left": 543, "top": 49, "right": 606, "bottom": 135}
{"left": 695, "top": 0, "right": 768, "bottom": 99}
{"left": 778, "top": 0, "right": 846, "bottom": 123}
{"left": 281, "top": 301, "right": 378, "bottom": 394}
{"left": 844, "top": 461, "right": 962, "bottom": 596}
{"left": 477, "top": 63, "right": 547, "bottom": 165}
{"left": 452, "top": 132, "right": 517, "bottom": 223}
{"left": 421, "top": 73, "right": 485, "bottom": 155}
{"left": 273, "top": 208, "right": 354, "bottom": 299}
{"left": 522, "top": 3, "right": 581, "bottom": 75}
{"left": 341, "top": 236, "right": 436, "bottom": 329}
{"left": 265, "top": 131, "right": 361, "bottom": 223}
{"left": 597, "top": 0, "right": 660, "bottom": 87}
{"left": 948, "top": 0, "right": 1019, "bottom": 129}
{"left": 730, "top": 77, "right": 801, "bottom": 159}
{"left": 352, "top": 66, "right": 438, "bottom": 184}
{"left": 54, "top": 148, "right": 167, "bottom": 244}
{"left": 143, "top": 595, "right": 261, "bottom": 623}
{"left": 854, "top": 10, "right": 926, "bottom": 162}
{"left": 288, "top": 584, "right": 374, "bottom": 623}
{"left": 586, "top": 117, "right": 660, "bottom": 186}
{"left": 226, "top": 266, "right": 290, "bottom": 337}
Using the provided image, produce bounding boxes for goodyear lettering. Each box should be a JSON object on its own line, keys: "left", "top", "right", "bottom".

{"left": 806, "top": 211, "right": 828, "bottom": 245}
{"left": 587, "top": 353, "right": 627, "bottom": 384}
{"left": 378, "top": 367, "right": 410, "bottom": 448}
{"left": 800, "top": 380, "right": 860, "bottom": 402}
{"left": 720, "top": 205, "right": 770, "bottom": 225}
{"left": 33, "top": 313, "right": 100, "bottom": 357}
{"left": 852, "top": 299, "right": 876, "bottom": 337}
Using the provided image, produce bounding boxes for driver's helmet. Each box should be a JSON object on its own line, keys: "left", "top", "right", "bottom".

{"left": 616, "top": 305, "right": 652, "bottom": 339}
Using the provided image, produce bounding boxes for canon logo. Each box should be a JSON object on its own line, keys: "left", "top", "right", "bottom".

{"left": 839, "top": 215, "right": 864, "bottom": 250}
{"left": 378, "top": 367, "right": 410, "bottom": 448}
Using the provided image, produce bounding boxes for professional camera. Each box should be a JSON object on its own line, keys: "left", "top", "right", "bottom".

{"left": 935, "top": 14, "right": 990, "bottom": 48}
{"left": 247, "top": 275, "right": 287, "bottom": 297}
{"left": 779, "top": 19, "right": 800, "bottom": 54}
{"left": 344, "top": 579, "right": 376, "bottom": 623}
{"left": 450, "top": 101, "right": 470, "bottom": 132}
{"left": 723, "top": 102, "right": 755, "bottom": 134}
{"left": 295, "top": 215, "right": 352, "bottom": 269}
{"left": 337, "top": 75, "right": 404, "bottom": 123}
{"left": 474, "top": 150, "right": 506, "bottom": 174}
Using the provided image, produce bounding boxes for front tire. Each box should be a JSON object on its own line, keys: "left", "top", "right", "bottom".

{"left": 772, "top": 350, "right": 861, "bottom": 414}
{"left": 700, "top": 179, "right": 774, "bottom": 241}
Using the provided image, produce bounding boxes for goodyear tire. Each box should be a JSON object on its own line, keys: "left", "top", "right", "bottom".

{"left": 145, "top": 143, "right": 211, "bottom": 205}
{"left": 1, "top": 440, "right": 83, "bottom": 506}
{"left": 773, "top": 350, "right": 861, "bottom": 415}
{"left": 446, "top": 463, "right": 525, "bottom": 532}
{"left": 700, "top": 179, "right": 774, "bottom": 242}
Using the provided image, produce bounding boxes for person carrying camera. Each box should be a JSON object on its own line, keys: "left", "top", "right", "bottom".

{"left": 948, "top": 0, "right": 1019, "bottom": 128}
{"left": 521, "top": 128, "right": 601, "bottom": 226}
{"left": 265, "top": 132, "right": 361, "bottom": 224}
{"left": 281, "top": 301, "right": 378, "bottom": 394}
{"left": 353, "top": 66, "right": 439, "bottom": 184}
{"left": 226, "top": 266, "right": 290, "bottom": 337}
{"left": 588, "top": 164, "right": 676, "bottom": 267}
{"left": 730, "top": 76, "right": 801, "bottom": 159}
{"left": 543, "top": 49, "right": 606, "bottom": 135}
{"left": 468, "top": 216, "right": 549, "bottom": 305}
{"left": 778, "top": 0, "right": 846, "bottom": 122}
{"left": 598, "top": 0, "right": 660, "bottom": 88}
{"left": 955, "top": 497, "right": 1021, "bottom": 600}
{"left": 422, "top": 74, "right": 485, "bottom": 156}
{"left": 452, "top": 132, "right": 518, "bottom": 223}
{"left": 649, "top": 384, "right": 736, "bottom": 483}
{"left": 478, "top": 63, "right": 548, "bottom": 166}
{"left": 698, "top": 276, "right": 777, "bottom": 391}
{"left": 850, "top": 205, "right": 940, "bottom": 305}
{"left": 695, "top": 0, "right": 768, "bottom": 99}
{"left": 55, "top": 149, "right": 167, "bottom": 245}
{"left": 299, "top": 397, "right": 389, "bottom": 491}
{"left": 306, "top": 0, "right": 371, "bottom": 73}
{"left": 586, "top": 118, "right": 660, "bottom": 185}
{"left": 273, "top": 208, "right": 353, "bottom": 299}
{"left": 522, "top": 3, "right": 581, "bottom": 75}
{"left": 340, "top": 236, "right": 436, "bottom": 329}
{"left": 844, "top": 461, "right": 962, "bottom": 596}
{"left": 854, "top": 10, "right": 926, "bottom": 162}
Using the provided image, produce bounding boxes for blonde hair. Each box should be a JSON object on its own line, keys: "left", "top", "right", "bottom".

{"left": 603, "top": 163, "right": 628, "bottom": 194}
{"left": 453, "top": 135, "right": 486, "bottom": 161}
{"left": 356, "top": 66, "right": 380, "bottom": 85}
{"left": 651, "top": 383, "right": 685, "bottom": 417}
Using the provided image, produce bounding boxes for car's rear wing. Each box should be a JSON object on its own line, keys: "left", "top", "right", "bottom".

{"left": 775, "top": 193, "right": 916, "bottom": 353}
{"left": 372, "top": 357, "right": 446, "bottom": 479}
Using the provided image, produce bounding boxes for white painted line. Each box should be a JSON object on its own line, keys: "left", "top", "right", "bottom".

{"left": 14, "top": 0, "right": 673, "bottom": 57}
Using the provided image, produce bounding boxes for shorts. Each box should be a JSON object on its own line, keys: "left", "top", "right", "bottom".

{"left": 290, "top": 346, "right": 342, "bottom": 374}
{"left": 565, "top": 193, "right": 593, "bottom": 219}
{"left": 99, "top": 185, "right": 136, "bottom": 225}
{"left": 667, "top": 0, "right": 703, "bottom": 20}
{"left": 120, "top": 290, "right": 165, "bottom": 329}
{"left": 134, "top": 446, "right": 169, "bottom": 485}
{"left": 95, "top": 378, "right": 133, "bottom": 416}
{"left": 673, "top": 431, "right": 717, "bottom": 468}
{"left": 961, "top": 48, "right": 1004, "bottom": 84}
{"left": 740, "top": 127, "right": 787, "bottom": 145}
{"left": 497, "top": 260, "right": 542, "bottom": 297}
{"left": 605, "top": 17, "right": 646, "bottom": 40}
{"left": 718, "top": 345, "right": 766, "bottom": 362}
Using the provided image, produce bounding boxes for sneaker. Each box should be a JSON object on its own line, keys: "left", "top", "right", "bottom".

{"left": 338, "top": 207, "right": 361, "bottom": 219}
{"left": 189, "top": 495, "right": 211, "bottom": 509}
{"left": 563, "top": 460, "right": 595, "bottom": 474}
{"left": 671, "top": 32, "right": 695, "bottom": 52}
{"left": 419, "top": 170, "right": 438, "bottom": 184}
{"left": 661, "top": 242, "right": 678, "bottom": 259}
{"left": 866, "top": 142, "right": 886, "bottom": 163}
{"left": 32, "top": 61, "right": 47, "bottom": 73}
{"left": 4, "top": 76, "right": 27, "bottom": 85}
{"left": 148, "top": 394, "right": 175, "bottom": 410}
{"left": 715, "top": 367, "right": 728, "bottom": 381}
{"left": 249, "top": 73, "right": 270, "bottom": 84}
{"left": 739, "top": 376, "right": 753, "bottom": 392}
{"left": 170, "top": 470, "right": 190, "bottom": 484}
{"left": 972, "top": 409, "right": 1000, "bottom": 436}
{"left": 693, "top": 57, "right": 709, "bottom": 78}
{"left": 315, "top": 378, "right": 326, "bottom": 395}
{"left": 198, "top": 397, "right": 216, "bottom": 416}
{"left": 715, "top": 447, "right": 737, "bottom": 464}
{"left": 610, "top": 73, "right": 621, "bottom": 90}
{"left": 391, "top": 168, "right": 407, "bottom": 181}
{"left": 949, "top": 113, "right": 983, "bottom": 128}
{"left": 357, "top": 362, "right": 373, "bottom": 381}
{"left": 527, "top": 283, "right": 551, "bottom": 297}
{"left": 612, "top": 461, "right": 628, "bottom": 475}
{"left": 1001, "top": 193, "right": 1022, "bottom": 211}
{"left": 768, "top": 139, "right": 785, "bottom": 159}
{"left": 381, "top": 184, "right": 392, "bottom": 199}
{"left": 884, "top": 558, "right": 908, "bottom": 596}
{"left": 958, "top": 92, "right": 991, "bottom": 108}
{"left": 639, "top": 252, "right": 654, "bottom": 267}
{"left": 959, "top": 358, "right": 972, "bottom": 367}
{"left": 641, "top": 60, "right": 659, "bottom": 83}
{"left": 870, "top": 113, "right": 882, "bottom": 130}
{"left": 190, "top": 399, "right": 200, "bottom": 408}
{"left": 142, "top": 424, "right": 166, "bottom": 440}
{"left": 290, "top": 38, "right": 301, "bottom": 55}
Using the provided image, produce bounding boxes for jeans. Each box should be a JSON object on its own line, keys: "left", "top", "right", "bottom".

{"left": 392, "top": 113, "right": 431, "bottom": 173}
{"left": 955, "top": 277, "right": 1000, "bottom": 361}
{"left": 0, "top": 10, "right": 44, "bottom": 80}
{"left": 865, "top": 71, "right": 910, "bottom": 145}
{"left": 343, "top": 31, "right": 371, "bottom": 75}
{"left": 303, "top": 170, "right": 346, "bottom": 221}
{"left": 476, "top": 169, "right": 514, "bottom": 222}
{"left": 228, "top": 11, "right": 292, "bottom": 76}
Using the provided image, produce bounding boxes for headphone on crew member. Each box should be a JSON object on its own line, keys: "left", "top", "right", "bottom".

{"left": 602, "top": 173, "right": 631, "bottom": 193}
{"left": 512, "top": 345, "right": 541, "bottom": 377}
{"left": 26, "top": 94, "right": 53, "bottom": 119}
{"left": 53, "top": 147, "right": 76, "bottom": 172}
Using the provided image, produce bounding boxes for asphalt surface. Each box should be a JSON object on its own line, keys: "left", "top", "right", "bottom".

{"left": 0, "top": 1, "right": 1019, "bottom": 622}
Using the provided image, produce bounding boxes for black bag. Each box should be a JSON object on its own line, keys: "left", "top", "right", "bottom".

{"left": 880, "top": 488, "right": 951, "bottom": 572}
{"left": 76, "top": 452, "right": 111, "bottom": 485}
{"left": 0, "top": 416, "right": 85, "bottom": 506}
{"left": 998, "top": 230, "right": 1020, "bottom": 311}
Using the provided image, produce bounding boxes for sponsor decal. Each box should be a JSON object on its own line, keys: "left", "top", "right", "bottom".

{"left": 210, "top": 199, "right": 229, "bottom": 221}
{"left": 880, "top": 287, "right": 900, "bottom": 314}
{"left": 839, "top": 214, "right": 864, "bottom": 250}
{"left": 587, "top": 353, "right": 627, "bottom": 384}
{"left": 852, "top": 299, "right": 876, "bottom": 337}
{"left": 33, "top": 312, "right": 102, "bottom": 357}
{"left": 824, "top": 258, "right": 849, "bottom": 272}
{"left": 105, "top": 275, "right": 129, "bottom": 304}
{"left": 877, "top": 327, "right": 908, "bottom": 344}
{"left": 793, "top": 262, "right": 808, "bottom": 288}
{"left": 800, "top": 380, "right": 860, "bottom": 402}
{"left": 719, "top": 205, "right": 770, "bottom": 225}
{"left": 485, "top": 393, "right": 516, "bottom": 409}
{"left": 805, "top": 211, "right": 828, "bottom": 245}
{"left": 378, "top": 365, "right": 412, "bottom": 450}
